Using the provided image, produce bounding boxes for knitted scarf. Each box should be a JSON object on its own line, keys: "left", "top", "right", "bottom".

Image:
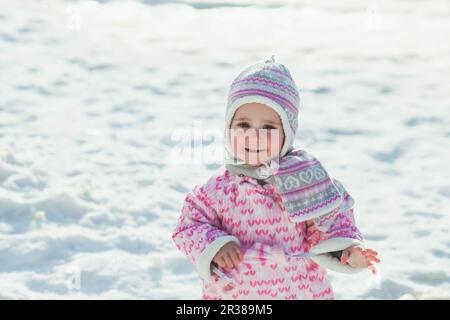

{"left": 226, "top": 148, "right": 346, "bottom": 223}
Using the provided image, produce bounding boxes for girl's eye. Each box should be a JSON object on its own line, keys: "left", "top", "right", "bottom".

{"left": 236, "top": 122, "right": 250, "bottom": 128}
{"left": 262, "top": 125, "right": 276, "bottom": 130}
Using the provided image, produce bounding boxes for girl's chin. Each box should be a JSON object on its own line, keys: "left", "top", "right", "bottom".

{"left": 237, "top": 154, "right": 271, "bottom": 166}
{"left": 232, "top": 148, "right": 280, "bottom": 165}
{"left": 243, "top": 161, "right": 263, "bottom": 166}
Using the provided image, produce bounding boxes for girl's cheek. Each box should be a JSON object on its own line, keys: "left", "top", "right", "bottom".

{"left": 229, "top": 135, "right": 246, "bottom": 159}
{"left": 262, "top": 137, "right": 272, "bottom": 158}
{"left": 266, "top": 133, "right": 282, "bottom": 157}
{"left": 230, "top": 131, "right": 242, "bottom": 149}
{"left": 277, "top": 131, "right": 284, "bottom": 152}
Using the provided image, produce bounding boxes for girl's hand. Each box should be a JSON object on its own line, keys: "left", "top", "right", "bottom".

{"left": 341, "top": 245, "right": 380, "bottom": 272}
{"left": 212, "top": 241, "right": 244, "bottom": 270}
{"left": 304, "top": 220, "right": 328, "bottom": 247}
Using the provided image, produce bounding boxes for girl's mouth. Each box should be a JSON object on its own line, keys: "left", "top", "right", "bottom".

{"left": 245, "top": 148, "right": 265, "bottom": 153}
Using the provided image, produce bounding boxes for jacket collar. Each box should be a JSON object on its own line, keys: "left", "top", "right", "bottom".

{"left": 225, "top": 169, "right": 273, "bottom": 188}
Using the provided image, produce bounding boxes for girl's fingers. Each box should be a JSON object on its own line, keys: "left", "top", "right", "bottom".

{"left": 358, "top": 249, "right": 379, "bottom": 259}
{"left": 229, "top": 251, "right": 241, "bottom": 267}
{"left": 364, "top": 251, "right": 380, "bottom": 261}
{"left": 363, "top": 249, "right": 380, "bottom": 260}
{"left": 216, "top": 257, "right": 226, "bottom": 269}
{"left": 367, "top": 254, "right": 379, "bottom": 260}
{"left": 228, "top": 252, "right": 238, "bottom": 268}
{"left": 354, "top": 246, "right": 363, "bottom": 253}
{"left": 223, "top": 254, "right": 234, "bottom": 269}
{"left": 365, "top": 251, "right": 378, "bottom": 258}
{"left": 363, "top": 255, "right": 380, "bottom": 266}
{"left": 234, "top": 248, "right": 244, "bottom": 262}
{"left": 218, "top": 256, "right": 227, "bottom": 269}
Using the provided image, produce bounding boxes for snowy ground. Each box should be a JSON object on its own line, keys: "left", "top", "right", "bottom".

{"left": 0, "top": 0, "right": 449, "bottom": 299}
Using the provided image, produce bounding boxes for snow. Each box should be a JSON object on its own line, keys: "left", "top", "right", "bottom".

{"left": 0, "top": 0, "right": 449, "bottom": 299}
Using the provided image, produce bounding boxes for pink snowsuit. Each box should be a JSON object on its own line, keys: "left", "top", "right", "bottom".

{"left": 172, "top": 169, "right": 365, "bottom": 300}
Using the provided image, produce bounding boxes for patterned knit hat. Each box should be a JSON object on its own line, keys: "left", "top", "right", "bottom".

{"left": 224, "top": 55, "right": 300, "bottom": 161}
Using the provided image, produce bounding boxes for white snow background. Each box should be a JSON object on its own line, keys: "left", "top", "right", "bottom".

{"left": 0, "top": 0, "right": 449, "bottom": 299}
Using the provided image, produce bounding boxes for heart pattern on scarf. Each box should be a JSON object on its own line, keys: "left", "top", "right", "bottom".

{"left": 298, "top": 169, "right": 314, "bottom": 184}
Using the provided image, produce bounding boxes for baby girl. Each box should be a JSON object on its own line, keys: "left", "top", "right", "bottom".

{"left": 172, "top": 56, "right": 380, "bottom": 300}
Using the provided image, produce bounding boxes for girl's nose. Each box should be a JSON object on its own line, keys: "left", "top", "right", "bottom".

{"left": 245, "top": 133, "right": 259, "bottom": 148}
{"left": 246, "top": 128, "right": 258, "bottom": 137}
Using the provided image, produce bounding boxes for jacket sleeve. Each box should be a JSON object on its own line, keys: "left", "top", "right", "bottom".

{"left": 306, "top": 178, "right": 366, "bottom": 273}
{"left": 172, "top": 183, "right": 240, "bottom": 284}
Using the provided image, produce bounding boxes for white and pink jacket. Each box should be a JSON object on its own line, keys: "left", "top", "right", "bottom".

{"left": 172, "top": 169, "right": 365, "bottom": 300}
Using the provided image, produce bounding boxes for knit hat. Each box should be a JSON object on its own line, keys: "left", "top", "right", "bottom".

{"left": 224, "top": 55, "right": 300, "bottom": 163}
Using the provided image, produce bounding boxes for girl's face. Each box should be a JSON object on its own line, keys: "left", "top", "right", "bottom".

{"left": 229, "top": 103, "right": 285, "bottom": 166}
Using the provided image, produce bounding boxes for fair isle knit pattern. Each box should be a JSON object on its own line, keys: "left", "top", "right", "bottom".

{"left": 272, "top": 149, "right": 346, "bottom": 223}
{"left": 172, "top": 170, "right": 365, "bottom": 300}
